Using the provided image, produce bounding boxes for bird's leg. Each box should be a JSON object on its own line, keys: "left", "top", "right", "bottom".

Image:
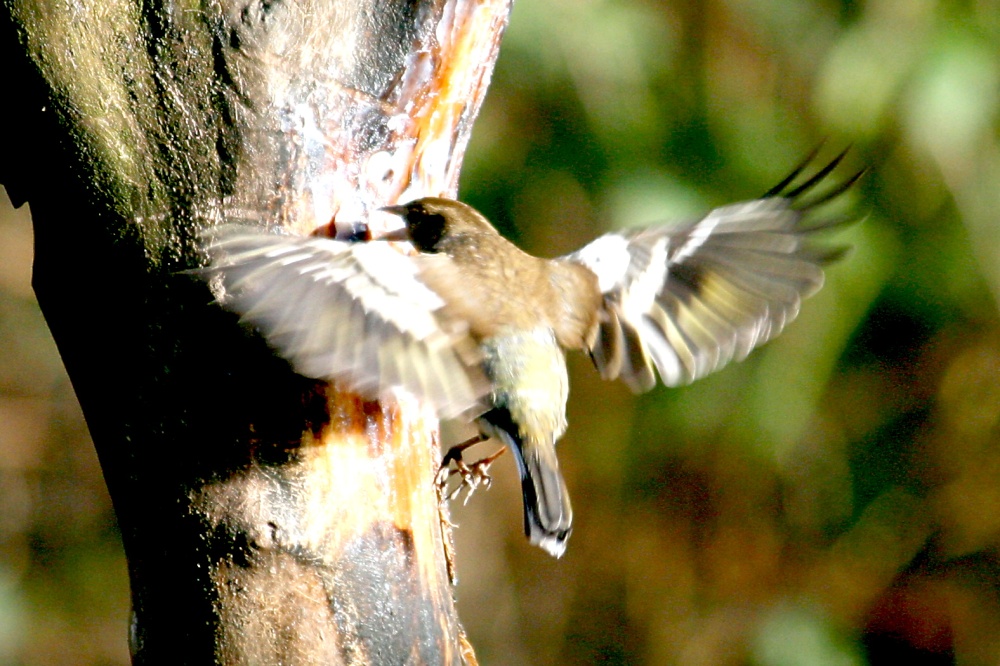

{"left": 436, "top": 434, "right": 507, "bottom": 505}
{"left": 435, "top": 434, "right": 486, "bottom": 494}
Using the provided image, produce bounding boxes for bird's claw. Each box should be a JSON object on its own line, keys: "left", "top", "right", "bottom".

{"left": 436, "top": 436, "right": 506, "bottom": 505}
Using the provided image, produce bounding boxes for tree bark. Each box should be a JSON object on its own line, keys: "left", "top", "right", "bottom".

{"left": 0, "top": 0, "right": 510, "bottom": 662}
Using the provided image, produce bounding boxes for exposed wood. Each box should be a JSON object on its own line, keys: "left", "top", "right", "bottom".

{"left": 0, "top": 0, "right": 510, "bottom": 661}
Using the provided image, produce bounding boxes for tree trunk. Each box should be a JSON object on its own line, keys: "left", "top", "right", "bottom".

{"left": 0, "top": 0, "right": 510, "bottom": 662}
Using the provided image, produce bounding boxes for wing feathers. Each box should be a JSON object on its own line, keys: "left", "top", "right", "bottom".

{"left": 199, "top": 226, "right": 488, "bottom": 418}
{"left": 569, "top": 152, "right": 859, "bottom": 390}
{"left": 591, "top": 309, "right": 625, "bottom": 381}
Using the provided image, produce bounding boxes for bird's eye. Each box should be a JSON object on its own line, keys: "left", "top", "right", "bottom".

{"left": 407, "top": 211, "right": 447, "bottom": 252}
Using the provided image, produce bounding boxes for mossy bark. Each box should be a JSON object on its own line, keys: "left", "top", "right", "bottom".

{"left": 0, "top": 0, "right": 511, "bottom": 661}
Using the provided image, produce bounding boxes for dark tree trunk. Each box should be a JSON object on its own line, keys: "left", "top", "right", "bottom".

{"left": 0, "top": 0, "right": 510, "bottom": 662}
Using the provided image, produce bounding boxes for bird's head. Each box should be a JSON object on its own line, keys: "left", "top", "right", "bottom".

{"left": 380, "top": 197, "right": 498, "bottom": 253}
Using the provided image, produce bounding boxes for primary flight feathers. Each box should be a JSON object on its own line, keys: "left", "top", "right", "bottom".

{"left": 200, "top": 229, "right": 491, "bottom": 419}
{"left": 568, "top": 164, "right": 859, "bottom": 391}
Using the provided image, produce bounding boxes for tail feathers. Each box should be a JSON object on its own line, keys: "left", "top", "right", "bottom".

{"left": 514, "top": 438, "right": 573, "bottom": 558}
{"left": 477, "top": 408, "right": 574, "bottom": 557}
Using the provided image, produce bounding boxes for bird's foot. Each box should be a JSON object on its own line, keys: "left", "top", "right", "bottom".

{"left": 436, "top": 435, "right": 506, "bottom": 505}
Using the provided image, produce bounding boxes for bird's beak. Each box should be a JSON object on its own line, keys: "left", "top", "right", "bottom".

{"left": 373, "top": 205, "right": 411, "bottom": 241}
{"left": 380, "top": 204, "right": 408, "bottom": 216}
{"left": 375, "top": 227, "right": 410, "bottom": 241}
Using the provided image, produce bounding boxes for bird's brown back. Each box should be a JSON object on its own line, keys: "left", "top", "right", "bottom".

{"left": 418, "top": 226, "right": 601, "bottom": 348}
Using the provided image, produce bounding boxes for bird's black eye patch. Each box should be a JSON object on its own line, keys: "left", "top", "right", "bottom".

{"left": 406, "top": 210, "right": 447, "bottom": 252}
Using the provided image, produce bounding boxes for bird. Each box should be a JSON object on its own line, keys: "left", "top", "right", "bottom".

{"left": 197, "top": 149, "right": 861, "bottom": 558}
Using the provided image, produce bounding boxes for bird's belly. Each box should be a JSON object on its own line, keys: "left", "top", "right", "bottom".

{"left": 479, "top": 327, "right": 569, "bottom": 440}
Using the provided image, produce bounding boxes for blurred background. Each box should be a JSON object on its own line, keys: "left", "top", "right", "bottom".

{"left": 2, "top": 0, "right": 999, "bottom": 663}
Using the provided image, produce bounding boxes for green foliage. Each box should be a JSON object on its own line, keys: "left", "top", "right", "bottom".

{"left": 454, "top": 1, "right": 1000, "bottom": 664}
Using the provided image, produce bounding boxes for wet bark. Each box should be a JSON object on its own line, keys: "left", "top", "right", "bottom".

{"left": 0, "top": 0, "right": 510, "bottom": 662}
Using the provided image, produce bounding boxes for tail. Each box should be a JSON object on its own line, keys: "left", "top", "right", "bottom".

{"left": 514, "top": 435, "right": 573, "bottom": 557}
{"left": 479, "top": 407, "right": 573, "bottom": 557}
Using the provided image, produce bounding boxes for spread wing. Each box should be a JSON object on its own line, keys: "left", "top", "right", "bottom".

{"left": 198, "top": 226, "right": 490, "bottom": 419}
{"left": 567, "top": 150, "right": 862, "bottom": 392}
